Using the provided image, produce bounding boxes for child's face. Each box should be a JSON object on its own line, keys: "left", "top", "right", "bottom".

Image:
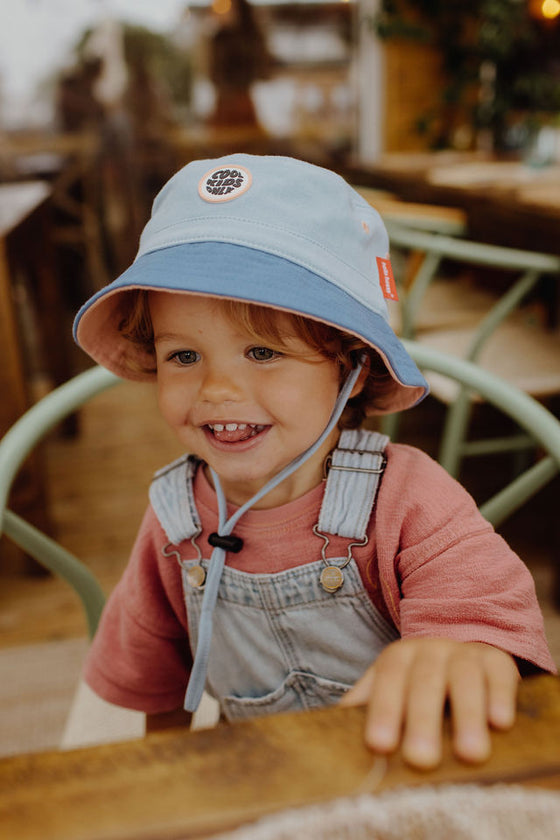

{"left": 150, "top": 292, "right": 343, "bottom": 508}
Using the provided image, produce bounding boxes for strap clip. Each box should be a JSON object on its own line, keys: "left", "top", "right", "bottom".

{"left": 208, "top": 532, "right": 244, "bottom": 553}
{"left": 323, "top": 449, "right": 386, "bottom": 479}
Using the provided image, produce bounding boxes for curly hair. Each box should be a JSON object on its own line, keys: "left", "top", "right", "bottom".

{"left": 118, "top": 290, "right": 396, "bottom": 427}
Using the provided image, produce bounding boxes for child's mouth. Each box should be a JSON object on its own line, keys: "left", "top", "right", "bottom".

{"left": 207, "top": 423, "right": 267, "bottom": 443}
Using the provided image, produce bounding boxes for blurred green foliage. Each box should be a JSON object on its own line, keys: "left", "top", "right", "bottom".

{"left": 371, "top": 0, "right": 560, "bottom": 148}
{"left": 76, "top": 22, "right": 192, "bottom": 112}
{"left": 120, "top": 23, "right": 192, "bottom": 109}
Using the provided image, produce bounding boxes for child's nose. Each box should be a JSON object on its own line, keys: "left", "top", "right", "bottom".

{"left": 199, "top": 367, "right": 243, "bottom": 403}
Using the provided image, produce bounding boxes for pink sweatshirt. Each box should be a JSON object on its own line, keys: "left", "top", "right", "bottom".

{"left": 84, "top": 443, "right": 556, "bottom": 712}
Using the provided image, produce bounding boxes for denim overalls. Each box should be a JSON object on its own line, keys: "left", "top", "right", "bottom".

{"left": 150, "top": 429, "right": 399, "bottom": 721}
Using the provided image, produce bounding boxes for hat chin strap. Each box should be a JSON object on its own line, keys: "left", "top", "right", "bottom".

{"left": 184, "top": 358, "right": 364, "bottom": 712}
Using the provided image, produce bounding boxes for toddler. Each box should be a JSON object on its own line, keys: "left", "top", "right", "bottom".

{"left": 74, "top": 154, "right": 555, "bottom": 769}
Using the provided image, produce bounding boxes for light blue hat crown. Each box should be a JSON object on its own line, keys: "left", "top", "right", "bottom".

{"left": 74, "top": 153, "right": 428, "bottom": 412}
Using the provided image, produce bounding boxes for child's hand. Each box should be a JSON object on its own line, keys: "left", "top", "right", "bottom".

{"left": 340, "top": 638, "right": 519, "bottom": 770}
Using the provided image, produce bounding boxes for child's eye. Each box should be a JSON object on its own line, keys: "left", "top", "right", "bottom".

{"left": 170, "top": 350, "right": 200, "bottom": 365}
{"left": 248, "top": 346, "right": 279, "bottom": 362}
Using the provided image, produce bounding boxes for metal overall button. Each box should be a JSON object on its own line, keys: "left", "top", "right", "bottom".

{"left": 161, "top": 533, "right": 206, "bottom": 589}
{"left": 313, "top": 524, "right": 368, "bottom": 593}
{"left": 319, "top": 565, "right": 345, "bottom": 593}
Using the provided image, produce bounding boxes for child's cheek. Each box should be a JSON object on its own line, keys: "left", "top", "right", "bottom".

{"left": 157, "top": 379, "right": 190, "bottom": 429}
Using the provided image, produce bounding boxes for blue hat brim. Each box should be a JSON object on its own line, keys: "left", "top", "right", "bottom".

{"left": 74, "top": 241, "right": 428, "bottom": 413}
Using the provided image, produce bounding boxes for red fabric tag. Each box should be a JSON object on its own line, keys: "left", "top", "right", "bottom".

{"left": 376, "top": 257, "right": 399, "bottom": 301}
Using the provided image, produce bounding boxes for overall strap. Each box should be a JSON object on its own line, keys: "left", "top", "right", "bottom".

{"left": 149, "top": 454, "right": 201, "bottom": 545}
{"left": 149, "top": 430, "right": 390, "bottom": 546}
{"left": 318, "top": 429, "right": 389, "bottom": 540}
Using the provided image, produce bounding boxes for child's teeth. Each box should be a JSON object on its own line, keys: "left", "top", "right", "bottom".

{"left": 209, "top": 422, "right": 265, "bottom": 436}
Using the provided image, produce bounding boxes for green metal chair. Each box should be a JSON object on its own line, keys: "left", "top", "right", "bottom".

{"left": 385, "top": 222, "right": 560, "bottom": 478}
{"left": 404, "top": 342, "right": 560, "bottom": 529}
{"left": 0, "top": 366, "right": 120, "bottom": 638}
{"left": 1, "top": 351, "right": 559, "bottom": 637}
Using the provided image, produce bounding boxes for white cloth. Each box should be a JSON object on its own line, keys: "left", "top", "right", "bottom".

{"left": 211, "top": 784, "right": 560, "bottom": 840}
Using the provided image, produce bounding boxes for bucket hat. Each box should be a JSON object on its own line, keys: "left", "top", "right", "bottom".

{"left": 74, "top": 153, "right": 428, "bottom": 412}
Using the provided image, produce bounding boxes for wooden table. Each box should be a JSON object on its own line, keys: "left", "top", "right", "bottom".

{"left": 345, "top": 151, "right": 560, "bottom": 257}
{"left": 0, "top": 181, "right": 73, "bottom": 572}
{"left": 1, "top": 675, "right": 559, "bottom": 840}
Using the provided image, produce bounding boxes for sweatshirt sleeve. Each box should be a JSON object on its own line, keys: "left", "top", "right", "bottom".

{"left": 83, "top": 505, "right": 192, "bottom": 713}
{"left": 375, "top": 444, "right": 557, "bottom": 674}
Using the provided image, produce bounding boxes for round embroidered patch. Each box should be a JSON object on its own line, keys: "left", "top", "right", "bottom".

{"left": 198, "top": 165, "right": 252, "bottom": 203}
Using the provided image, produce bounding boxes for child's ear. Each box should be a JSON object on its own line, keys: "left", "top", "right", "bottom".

{"left": 349, "top": 360, "right": 369, "bottom": 398}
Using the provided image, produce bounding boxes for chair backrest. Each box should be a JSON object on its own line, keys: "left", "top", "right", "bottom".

{"left": 404, "top": 341, "right": 560, "bottom": 526}
{"left": 2, "top": 353, "right": 559, "bottom": 635}
{"left": 386, "top": 222, "right": 560, "bottom": 345}
{"left": 0, "top": 366, "right": 120, "bottom": 638}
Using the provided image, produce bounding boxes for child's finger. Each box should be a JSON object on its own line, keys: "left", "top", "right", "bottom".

{"left": 485, "top": 647, "right": 519, "bottom": 730}
{"left": 362, "top": 644, "right": 413, "bottom": 755}
{"left": 448, "top": 652, "right": 491, "bottom": 763}
{"left": 340, "top": 665, "right": 376, "bottom": 707}
{"left": 400, "top": 646, "right": 448, "bottom": 768}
